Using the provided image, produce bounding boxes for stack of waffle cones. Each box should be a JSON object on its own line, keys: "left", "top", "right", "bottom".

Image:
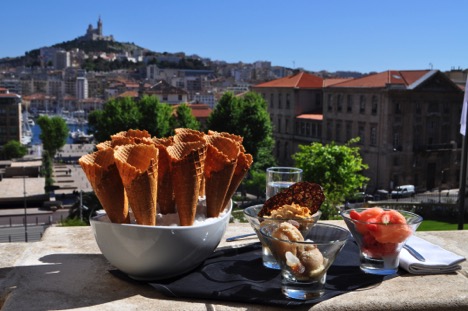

{"left": 79, "top": 147, "right": 129, "bottom": 224}
{"left": 79, "top": 128, "right": 253, "bottom": 227}
{"left": 113, "top": 144, "right": 159, "bottom": 226}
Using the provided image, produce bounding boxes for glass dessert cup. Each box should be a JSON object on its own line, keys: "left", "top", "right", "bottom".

{"left": 260, "top": 222, "right": 350, "bottom": 300}
{"left": 244, "top": 204, "right": 322, "bottom": 269}
{"left": 341, "top": 208, "right": 423, "bottom": 275}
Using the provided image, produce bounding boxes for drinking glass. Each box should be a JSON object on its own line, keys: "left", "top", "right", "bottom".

{"left": 266, "top": 167, "right": 302, "bottom": 199}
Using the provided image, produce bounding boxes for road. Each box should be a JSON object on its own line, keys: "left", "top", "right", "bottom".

{"left": 0, "top": 208, "right": 70, "bottom": 243}
{"left": 0, "top": 225, "right": 49, "bottom": 242}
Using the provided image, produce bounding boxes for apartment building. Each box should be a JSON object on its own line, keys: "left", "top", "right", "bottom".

{"left": 252, "top": 72, "right": 324, "bottom": 165}
{"left": 0, "top": 88, "right": 22, "bottom": 145}
{"left": 143, "top": 80, "right": 188, "bottom": 105}
{"left": 253, "top": 70, "right": 464, "bottom": 195}
{"left": 324, "top": 70, "right": 463, "bottom": 193}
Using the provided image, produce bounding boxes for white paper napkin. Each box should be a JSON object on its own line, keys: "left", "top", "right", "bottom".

{"left": 399, "top": 235, "right": 466, "bottom": 274}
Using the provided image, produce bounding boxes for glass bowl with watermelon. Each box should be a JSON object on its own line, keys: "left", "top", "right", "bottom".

{"left": 341, "top": 207, "right": 423, "bottom": 275}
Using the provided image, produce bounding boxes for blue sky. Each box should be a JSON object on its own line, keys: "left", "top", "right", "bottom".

{"left": 1, "top": 0, "right": 467, "bottom": 73}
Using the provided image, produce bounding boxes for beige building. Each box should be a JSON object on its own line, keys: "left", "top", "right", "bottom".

{"left": 325, "top": 70, "right": 463, "bottom": 193}
{"left": 252, "top": 72, "right": 333, "bottom": 165}
{"left": 253, "top": 70, "right": 464, "bottom": 195}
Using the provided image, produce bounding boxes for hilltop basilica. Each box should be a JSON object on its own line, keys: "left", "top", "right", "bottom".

{"left": 79, "top": 17, "right": 114, "bottom": 42}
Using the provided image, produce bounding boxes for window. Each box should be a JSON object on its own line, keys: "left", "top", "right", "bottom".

{"left": 415, "top": 102, "right": 421, "bottom": 114}
{"left": 286, "top": 93, "right": 290, "bottom": 109}
{"left": 347, "top": 94, "right": 353, "bottom": 112}
{"left": 370, "top": 126, "right": 377, "bottom": 146}
{"left": 278, "top": 93, "right": 282, "bottom": 109}
{"left": 277, "top": 116, "right": 281, "bottom": 133}
{"left": 163, "top": 95, "right": 168, "bottom": 101}
{"left": 327, "top": 94, "right": 333, "bottom": 112}
{"left": 358, "top": 123, "right": 365, "bottom": 144}
{"left": 284, "top": 141, "right": 289, "bottom": 160}
{"left": 371, "top": 95, "right": 378, "bottom": 115}
{"left": 270, "top": 93, "right": 274, "bottom": 108}
{"left": 395, "top": 102, "right": 402, "bottom": 114}
{"left": 335, "top": 121, "right": 342, "bottom": 142}
{"left": 337, "top": 94, "right": 342, "bottom": 112}
{"left": 276, "top": 141, "right": 280, "bottom": 159}
{"left": 178, "top": 94, "right": 182, "bottom": 101}
{"left": 285, "top": 118, "right": 289, "bottom": 134}
{"left": 359, "top": 95, "right": 366, "bottom": 114}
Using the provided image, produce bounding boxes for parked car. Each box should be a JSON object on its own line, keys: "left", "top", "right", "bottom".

{"left": 347, "top": 192, "right": 374, "bottom": 203}
{"left": 391, "top": 185, "right": 415, "bottom": 198}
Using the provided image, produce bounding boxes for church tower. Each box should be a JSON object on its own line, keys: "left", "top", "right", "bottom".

{"left": 97, "top": 16, "right": 103, "bottom": 36}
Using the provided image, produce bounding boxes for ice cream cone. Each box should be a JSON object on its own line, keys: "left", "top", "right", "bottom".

{"left": 174, "top": 130, "right": 206, "bottom": 144}
{"left": 96, "top": 140, "right": 112, "bottom": 151}
{"left": 111, "top": 129, "right": 152, "bottom": 147}
{"left": 153, "top": 144, "right": 175, "bottom": 214}
{"left": 114, "top": 144, "right": 159, "bottom": 226}
{"left": 222, "top": 151, "right": 253, "bottom": 212}
{"left": 152, "top": 136, "right": 174, "bottom": 147}
{"left": 204, "top": 135, "right": 239, "bottom": 217}
{"left": 167, "top": 141, "right": 206, "bottom": 226}
{"left": 175, "top": 128, "right": 204, "bottom": 138}
{"left": 79, "top": 148, "right": 129, "bottom": 224}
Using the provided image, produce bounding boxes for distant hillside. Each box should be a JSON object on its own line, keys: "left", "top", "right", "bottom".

{"left": 53, "top": 38, "right": 145, "bottom": 54}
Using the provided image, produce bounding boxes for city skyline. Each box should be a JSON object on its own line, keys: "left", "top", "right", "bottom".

{"left": 1, "top": 0, "right": 468, "bottom": 73}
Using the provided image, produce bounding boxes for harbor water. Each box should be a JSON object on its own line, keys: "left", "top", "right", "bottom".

{"left": 31, "top": 124, "right": 90, "bottom": 145}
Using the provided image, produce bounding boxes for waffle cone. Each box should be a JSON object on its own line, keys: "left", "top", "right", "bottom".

{"left": 167, "top": 141, "right": 206, "bottom": 226}
{"left": 175, "top": 128, "right": 204, "bottom": 138}
{"left": 152, "top": 136, "right": 174, "bottom": 147}
{"left": 111, "top": 129, "right": 152, "bottom": 147}
{"left": 204, "top": 136, "right": 239, "bottom": 217}
{"left": 79, "top": 148, "right": 129, "bottom": 224}
{"left": 96, "top": 140, "right": 112, "bottom": 151}
{"left": 114, "top": 144, "right": 159, "bottom": 226}
{"left": 154, "top": 144, "right": 175, "bottom": 214}
{"left": 222, "top": 152, "right": 253, "bottom": 211}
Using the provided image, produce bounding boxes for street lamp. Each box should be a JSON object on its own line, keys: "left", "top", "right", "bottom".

{"left": 23, "top": 166, "right": 28, "bottom": 242}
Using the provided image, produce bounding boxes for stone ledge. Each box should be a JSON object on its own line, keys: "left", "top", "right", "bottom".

{"left": 1, "top": 222, "right": 467, "bottom": 311}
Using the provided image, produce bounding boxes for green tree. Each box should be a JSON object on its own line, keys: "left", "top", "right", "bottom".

{"left": 88, "top": 97, "right": 140, "bottom": 142}
{"left": 37, "top": 115, "right": 69, "bottom": 158}
{"left": 171, "top": 103, "right": 200, "bottom": 132}
{"left": 292, "top": 138, "right": 369, "bottom": 219}
{"left": 206, "top": 91, "right": 275, "bottom": 170}
{"left": 37, "top": 115, "right": 68, "bottom": 191}
{"left": 138, "top": 95, "right": 172, "bottom": 137}
{"left": 2, "top": 140, "right": 27, "bottom": 159}
{"left": 206, "top": 92, "right": 240, "bottom": 134}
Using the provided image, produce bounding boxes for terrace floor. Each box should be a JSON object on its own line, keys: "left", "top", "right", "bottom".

{"left": 0, "top": 222, "right": 467, "bottom": 310}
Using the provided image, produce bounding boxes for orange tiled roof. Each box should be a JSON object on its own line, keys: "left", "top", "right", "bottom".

{"left": 323, "top": 78, "right": 353, "bottom": 87}
{"left": 188, "top": 103, "right": 212, "bottom": 118}
{"left": 329, "top": 70, "right": 432, "bottom": 88}
{"left": 255, "top": 72, "right": 323, "bottom": 88}
{"left": 173, "top": 103, "right": 212, "bottom": 118}
{"left": 118, "top": 91, "right": 138, "bottom": 98}
{"left": 296, "top": 114, "right": 323, "bottom": 121}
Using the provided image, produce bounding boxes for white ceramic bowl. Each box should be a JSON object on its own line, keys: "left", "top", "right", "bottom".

{"left": 90, "top": 201, "right": 232, "bottom": 280}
